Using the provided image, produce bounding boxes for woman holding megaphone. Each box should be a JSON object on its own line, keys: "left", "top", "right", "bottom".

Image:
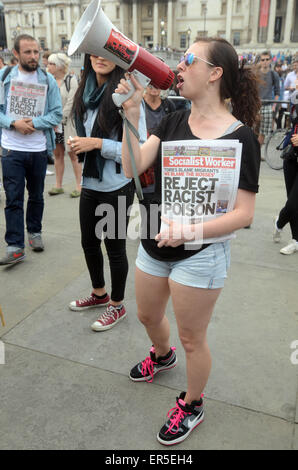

{"left": 67, "top": 53, "right": 147, "bottom": 331}
{"left": 116, "top": 37, "right": 261, "bottom": 445}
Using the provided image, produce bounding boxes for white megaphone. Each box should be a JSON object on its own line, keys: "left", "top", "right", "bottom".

{"left": 68, "top": 0, "right": 174, "bottom": 107}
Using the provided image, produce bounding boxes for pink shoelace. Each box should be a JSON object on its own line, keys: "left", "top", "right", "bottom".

{"left": 141, "top": 347, "right": 157, "bottom": 383}
{"left": 141, "top": 346, "right": 176, "bottom": 383}
{"left": 165, "top": 395, "right": 204, "bottom": 435}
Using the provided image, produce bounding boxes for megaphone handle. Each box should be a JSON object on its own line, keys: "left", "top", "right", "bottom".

{"left": 119, "top": 109, "right": 144, "bottom": 201}
{"left": 112, "top": 70, "right": 151, "bottom": 108}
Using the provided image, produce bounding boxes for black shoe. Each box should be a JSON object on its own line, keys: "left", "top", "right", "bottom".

{"left": 0, "top": 248, "right": 25, "bottom": 265}
{"left": 157, "top": 392, "right": 204, "bottom": 446}
{"left": 129, "top": 346, "right": 177, "bottom": 382}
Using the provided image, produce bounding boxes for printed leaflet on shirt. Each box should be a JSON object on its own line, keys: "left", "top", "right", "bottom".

{"left": 7, "top": 80, "right": 47, "bottom": 119}
{"left": 161, "top": 139, "right": 243, "bottom": 247}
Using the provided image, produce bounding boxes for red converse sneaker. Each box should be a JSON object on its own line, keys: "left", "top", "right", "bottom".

{"left": 69, "top": 293, "right": 110, "bottom": 311}
{"left": 91, "top": 304, "right": 126, "bottom": 331}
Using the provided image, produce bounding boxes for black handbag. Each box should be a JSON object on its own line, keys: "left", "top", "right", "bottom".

{"left": 280, "top": 144, "right": 297, "bottom": 161}
{"left": 281, "top": 124, "right": 298, "bottom": 161}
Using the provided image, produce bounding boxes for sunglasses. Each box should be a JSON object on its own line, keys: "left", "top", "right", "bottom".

{"left": 260, "top": 58, "right": 270, "bottom": 62}
{"left": 180, "top": 53, "right": 215, "bottom": 67}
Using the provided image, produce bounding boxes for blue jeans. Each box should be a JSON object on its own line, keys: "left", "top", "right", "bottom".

{"left": 1, "top": 149, "right": 47, "bottom": 249}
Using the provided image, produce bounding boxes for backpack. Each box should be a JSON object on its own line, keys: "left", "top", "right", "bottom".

{"left": 64, "top": 74, "right": 76, "bottom": 93}
{"left": 270, "top": 70, "right": 280, "bottom": 97}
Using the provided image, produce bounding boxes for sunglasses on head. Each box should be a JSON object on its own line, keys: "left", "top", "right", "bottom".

{"left": 180, "top": 52, "right": 215, "bottom": 67}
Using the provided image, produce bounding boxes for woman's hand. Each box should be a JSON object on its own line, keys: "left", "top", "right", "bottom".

{"left": 155, "top": 217, "right": 198, "bottom": 248}
{"left": 291, "top": 134, "right": 298, "bottom": 147}
{"left": 66, "top": 136, "right": 102, "bottom": 154}
{"left": 114, "top": 73, "right": 144, "bottom": 115}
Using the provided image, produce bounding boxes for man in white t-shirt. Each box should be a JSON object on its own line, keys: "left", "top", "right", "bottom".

{"left": 0, "top": 34, "right": 62, "bottom": 265}
{"left": 284, "top": 56, "right": 298, "bottom": 92}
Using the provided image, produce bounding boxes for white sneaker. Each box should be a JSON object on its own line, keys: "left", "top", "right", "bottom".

{"left": 273, "top": 216, "right": 282, "bottom": 243}
{"left": 280, "top": 239, "right": 298, "bottom": 255}
{"left": 46, "top": 170, "right": 54, "bottom": 176}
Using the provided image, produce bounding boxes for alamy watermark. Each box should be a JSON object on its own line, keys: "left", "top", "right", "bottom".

{"left": 93, "top": 196, "right": 203, "bottom": 248}
{"left": 290, "top": 340, "right": 298, "bottom": 365}
{"left": 0, "top": 340, "right": 5, "bottom": 365}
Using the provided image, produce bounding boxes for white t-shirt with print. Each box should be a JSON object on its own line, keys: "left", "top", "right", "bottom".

{"left": 1, "top": 69, "right": 47, "bottom": 152}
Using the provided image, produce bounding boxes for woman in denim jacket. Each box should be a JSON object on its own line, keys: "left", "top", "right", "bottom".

{"left": 68, "top": 53, "right": 146, "bottom": 332}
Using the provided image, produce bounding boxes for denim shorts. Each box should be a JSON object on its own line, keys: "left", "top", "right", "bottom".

{"left": 136, "top": 241, "right": 231, "bottom": 289}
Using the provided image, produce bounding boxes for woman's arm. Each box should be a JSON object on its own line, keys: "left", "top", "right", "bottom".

{"left": 291, "top": 134, "right": 298, "bottom": 147}
{"left": 101, "top": 101, "right": 148, "bottom": 164}
{"left": 115, "top": 73, "right": 160, "bottom": 177}
{"left": 200, "top": 189, "right": 256, "bottom": 239}
{"left": 156, "top": 189, "right": 256, "bottom": 248}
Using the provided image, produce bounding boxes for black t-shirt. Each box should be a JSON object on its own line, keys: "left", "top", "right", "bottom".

{"left": 140, "top": 110, "right": 261, "bottom": 262}
{"left": 144, "top": 98, "right": 176, "bottom": 135}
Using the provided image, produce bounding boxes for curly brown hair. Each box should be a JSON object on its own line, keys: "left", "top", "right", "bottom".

{"left": 194, "top": 37, "right": 261, "bottom": 128}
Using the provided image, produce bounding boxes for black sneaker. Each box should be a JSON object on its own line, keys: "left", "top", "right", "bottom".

{"left": 129, "top": 346, "right": 177, "bottom": 383}
{"left": 157, "top": 392, "right": 204, "bottom": 446}
{"left": 0, "top": 248, "right": 25, "bottom": 265}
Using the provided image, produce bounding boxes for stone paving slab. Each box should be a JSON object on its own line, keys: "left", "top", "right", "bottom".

{"left": 3, "top": 239, "right": 298, "bottom": 422}
{"left": 0, "top": 160, "right": 297, "bottom": 450}
{"left": 0, "top": 344, "right": 293, "bottom": 450}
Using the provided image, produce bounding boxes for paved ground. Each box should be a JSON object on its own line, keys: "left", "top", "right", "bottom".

{"left": 0, "top": 158, "right": 297, "bottom": 450}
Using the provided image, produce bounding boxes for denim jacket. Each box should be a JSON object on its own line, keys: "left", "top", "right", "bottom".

{"left": 83, "top": 102, "right": 147, "bottom": 192}
{"left": 0, "top": 65, "right": 62, "bottom": 155}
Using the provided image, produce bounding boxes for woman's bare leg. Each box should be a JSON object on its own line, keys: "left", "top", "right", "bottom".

{"left": 53, "top": 143, "right": 65, "bottom": 188}
{"left": 135, "top": 267, "right": 171, "bottom": 358}
{"left": 68, "top": 150, "right": 82, "bottom": 192}
{"left": 170, "top": 279, "right": 222, "bottom": 404}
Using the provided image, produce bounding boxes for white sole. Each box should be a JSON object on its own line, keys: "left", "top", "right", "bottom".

{"left": 0, "top": 255, "right": 26, "bottom": 266}
{"left": 129, "top": 360, "right": 177, "bottom": 382}
{"left": 91, "top": 312, "right": 127, "bottom": 331}
{"left": 157, "top": 412, "right": 204, "bottom": 446}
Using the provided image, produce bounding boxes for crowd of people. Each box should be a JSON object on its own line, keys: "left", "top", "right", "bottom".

{"left": 0, "top": 33, "right": 298, "bottom": 447}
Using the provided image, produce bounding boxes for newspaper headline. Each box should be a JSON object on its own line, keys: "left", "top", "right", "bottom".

{"left": 161, "top": 139, "right": 243, "bottom": 246}
{"left": 8, "top": 80, "right": 47, "bottom": 120}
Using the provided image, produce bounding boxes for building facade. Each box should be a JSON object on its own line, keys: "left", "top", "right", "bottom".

{"left": 2, "top": 0, "right": 298, "bottom": 53}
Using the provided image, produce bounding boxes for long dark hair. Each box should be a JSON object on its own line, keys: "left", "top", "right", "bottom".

{"left": 72, "top": 54, "right": 124, "bottom": 137}
{"left": 195, "top": 37, "right": 261, "bottom": 128}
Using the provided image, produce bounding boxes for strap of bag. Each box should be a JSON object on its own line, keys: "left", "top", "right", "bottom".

{"left": 119, "top": 108, "right": 144, "bottom": 201}
{"left": 1, "top": 66, "right": 13, "bottom": 82}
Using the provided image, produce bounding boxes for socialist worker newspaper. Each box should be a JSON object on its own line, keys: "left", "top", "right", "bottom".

{"left": 8, "top": 80, "right": 47, "bottom": 120}
{"left": 161, "top": 139, "right": 243, "bottom": 248}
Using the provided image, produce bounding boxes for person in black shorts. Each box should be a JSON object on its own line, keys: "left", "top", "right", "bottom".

{"left": 116, "top": 37, "right": 261, "bottom": 445}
